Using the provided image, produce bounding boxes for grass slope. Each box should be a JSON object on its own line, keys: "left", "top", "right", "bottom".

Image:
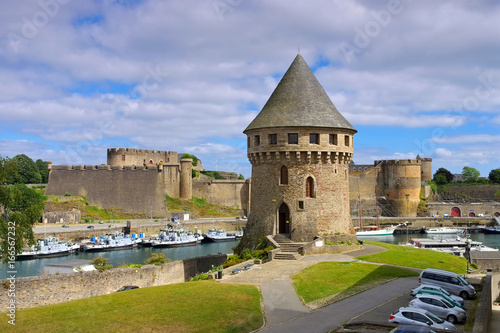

{"left": 292, "top": 262, "right": 418, "bottom": 307}
{"left": 357, "top": 241, "right": 469, "bottom": 274}
{"left": 1, "top": 281, "right": 262, "bottom": 333}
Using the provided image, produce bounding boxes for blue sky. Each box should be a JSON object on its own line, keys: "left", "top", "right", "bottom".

{"left": 1, "top": 0, "right": 499, "bottom": 178}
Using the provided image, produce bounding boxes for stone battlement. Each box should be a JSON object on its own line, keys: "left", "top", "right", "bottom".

{"left": 107, "top": 147, "right": 177, "bottom": 155}
{"left": 49, "top": 164, "right": 161, "bottom": 171}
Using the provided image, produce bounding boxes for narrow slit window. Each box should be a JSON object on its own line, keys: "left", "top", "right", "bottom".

{"left": 306, "top": 177, "right": 315, "bottom": 198}
{"left": 280, "top": 165, "right": 288, "bottom": 185}
{"left": 344, "top": 135, "right": 350, "bottom": 147}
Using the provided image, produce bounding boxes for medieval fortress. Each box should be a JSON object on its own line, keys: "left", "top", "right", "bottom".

{"left": 45, "top": 54, "right": 444, "bottom": 243}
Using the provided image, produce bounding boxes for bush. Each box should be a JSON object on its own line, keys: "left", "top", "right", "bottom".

{"left": 92, "top": 257, "right": 113, "bottom": 272}
{"left": 145, "top": 253, "right": 170, "bottom": 266}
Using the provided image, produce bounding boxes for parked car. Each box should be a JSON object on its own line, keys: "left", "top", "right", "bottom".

{"left": 390, "top": 324, "right": 437, "bottom": 333}
{"left": 410, "top": 284, "right": 464, "bottom": 306}
{"left": 62, "top": 224, "right": 70, "bottom": 228}
{"left": 389, "top": 307, "right": 457, "bottom": 331}
{"left": 409, "top": 294, "right": 466, "bottom": 324}
{"left": 87, "top": 225, "right": 94, "bottom": 229}
{"left": 418, "top": 268, "right": 476, "bottom": 299}
{"left": 116, "top": 285, "right": 139, "bottom": 292}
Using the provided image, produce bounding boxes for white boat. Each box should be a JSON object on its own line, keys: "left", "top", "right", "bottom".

{"left": 17, "top": 237, "right": 79, "bottom": 260}
{"left": 151, "top": 229, "right": 198, "bottom": 248}
{"left": 356, "top": 225, "right": 398, "bottom": 236}
{"left": 202, "top": 229, "right": 236, "bottom": 242}
{"left": 402, "top": 236, "right": 498, "bottom": 256}
{"left": 424, "top": 227, "right": 464, "bottom": 234}
{"left": 84, "top": 232, "right": 137, "bottom": 252}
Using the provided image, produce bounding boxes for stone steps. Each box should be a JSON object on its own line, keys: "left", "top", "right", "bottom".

{"left": 273, "top": 252, "right": 302, "bottom": 260}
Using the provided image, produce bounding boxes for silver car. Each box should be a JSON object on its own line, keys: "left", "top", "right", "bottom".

{"left": 389, "top": 307, "right": 457, "bottom": 331}
{"left": 410, "top": 284, "right": 464, "bottom": 305}
{"left": 409, "top": 294, "right": 466, "bottom": 324}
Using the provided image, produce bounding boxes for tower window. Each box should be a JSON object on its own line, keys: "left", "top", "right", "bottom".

{"left": 269, "top": 134, "right": 277, "bottom": 145}
{"left": 310, "top": 133, "right": 319, "bottom": 144}
{"left": 306, "top": 177, "right": 315, "bottom": 198}
{"left": 254, "top": 135, "right": 260, "bottom": 146}
{"left": 298, "top": 201, "right": 304, "bottom": 210}
{"left": 288, "top": 133, "right": 298, "bottom": 144}
{"left": 121, "top": 155, "right": 125, "bottom": 161}
{"left": 344, "top": 135, "right": 350, "bottom": 147}
{"left": 280, "top": 165, "right": 288, "bottom": 185}
{"left": 247, "top": 137, "right": 250, "bottom": 148}
{"left": 329, "top": 134, "right": 338, "bottom": 145}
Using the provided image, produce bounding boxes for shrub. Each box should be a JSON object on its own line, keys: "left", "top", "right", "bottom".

{"left": 145, "top": 253, "right": 170, "bottom": 266}
{"left": 92, "top": 257, "right": 113, "bottom": 272}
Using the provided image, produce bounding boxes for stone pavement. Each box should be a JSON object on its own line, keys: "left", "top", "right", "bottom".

{"left": 219, "top": 245, "right": 386, "bottom": 330}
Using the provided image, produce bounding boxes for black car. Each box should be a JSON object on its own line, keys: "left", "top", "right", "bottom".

{"left": 116, "top": 286, "right": 139, "bottom": 292}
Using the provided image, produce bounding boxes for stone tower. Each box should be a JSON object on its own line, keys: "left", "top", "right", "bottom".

{"left": 241, "top": 54, "right": 357, "bottom": 247}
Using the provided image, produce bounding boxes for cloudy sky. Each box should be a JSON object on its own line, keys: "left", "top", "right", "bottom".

{"left": 1, "top": 0, "right": 499, "bottom": 178}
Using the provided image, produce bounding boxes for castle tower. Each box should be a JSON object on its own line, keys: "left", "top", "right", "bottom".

{"left": 179, "top": 158, "right": 193, "bottom": 199}
{"left": 242, "top": 54, "right": 357, "bottom": 245}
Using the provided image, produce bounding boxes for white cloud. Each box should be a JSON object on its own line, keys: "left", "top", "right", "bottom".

{"left": 0, "top": 0, "right": 500, "bottom": 178}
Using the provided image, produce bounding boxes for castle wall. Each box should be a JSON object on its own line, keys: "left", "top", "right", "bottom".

{"left": 192, "top": 179, "right": 249, "bottom": 212}
{"left": 107, "top": 148, "right": 178, "bottom": 166}
{"left": 45, "top": 165, "right": 167, "bottom": 217}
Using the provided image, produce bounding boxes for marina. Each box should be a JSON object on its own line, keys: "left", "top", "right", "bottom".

{"left": 1, "top": 239, "right": 239, "bottom": 279}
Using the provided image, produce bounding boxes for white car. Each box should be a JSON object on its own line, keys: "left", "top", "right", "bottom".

{"left": 409, "top": 294, "right": 466, "bottom": 324}
{"left": 410, "top": 284, "right": 464, "bottom": 305}
{"left": 389, "top": 307, "right": 457, "bottom": 331}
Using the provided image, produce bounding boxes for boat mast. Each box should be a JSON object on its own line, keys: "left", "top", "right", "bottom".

{"left": 358, "top": 194, "right": 362, "bottom": 230}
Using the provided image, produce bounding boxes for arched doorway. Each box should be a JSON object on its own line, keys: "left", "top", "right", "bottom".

{"left": 469, "top": 212, "right": 476, "bottom": 217}
{"left": 450, "top": 207, "right": 461, "bottom": 217}
{"left": 278, "top": 203, "right": 290, "bottom": 234}
{"left": 494, "top": 212, "right": 500, "bottom": 217}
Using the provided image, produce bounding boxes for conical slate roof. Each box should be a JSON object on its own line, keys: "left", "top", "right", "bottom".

{"left": 244, "top": 54, "right": 356, "bottom": 133}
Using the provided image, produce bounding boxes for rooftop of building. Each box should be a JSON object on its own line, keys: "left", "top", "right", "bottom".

{"left": 244, "top": 54, "right": 356, "bottom": 133}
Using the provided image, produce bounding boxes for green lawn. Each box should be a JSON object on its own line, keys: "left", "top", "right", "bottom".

{"left": 1, "top": 240, "right": 474, "bottom": 332}
{"left": 0, "top": 281, "right": 263, "bottom": 333}
{"left": 357, "top": 241, "right": 470, "bottom": 274}
{"left": 292, "top": 262, "right": 418, "bottom": 307}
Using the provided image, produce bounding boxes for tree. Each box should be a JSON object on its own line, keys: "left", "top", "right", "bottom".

{"left": 181, "top": 153, "right": 199, "bottom": 167}
{"left": 11, "top": 154, "right": 42, "bottom": 184}
{"left": 434, "top": 173, "right": 448, "bottom": 185}
{"left": 0, "top": 183, "right": 45, "bottom": 262}
{"left": 433, "top": 168, "right": 454, "bottom": 184}
{"left": 92, "top": 257, "right": 113, "bottom": 272}
{"left": 36, "top": 159, "right": 49, "bottom": 183}
{"left": 490, "top": 168, "right": 500, "bottom": 184}
{"left": 462, "top": 166, "right": 480, "bottom": 183}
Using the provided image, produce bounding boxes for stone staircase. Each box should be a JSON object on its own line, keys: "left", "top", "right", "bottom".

{"left": 273, "top": 234, "right": 304, "bottom": 260}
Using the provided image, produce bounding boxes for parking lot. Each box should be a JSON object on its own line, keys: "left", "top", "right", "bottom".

{"left": 344, "top": 285, "right": 473, "bottom": 332}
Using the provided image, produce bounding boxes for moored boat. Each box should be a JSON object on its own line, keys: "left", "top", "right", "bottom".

{"left": 83, "top": 233, "right": 137, "bottom": 252}
{"left": 151, "top": 229, "right": 198, "bottom": 248}
{"left": 423, "top": 227, "right": 464, "bottom": 234}
{"left": 17, "top": 237, "right": 79, "bottom": 260}
{"left": 202, "top": 229, "right": 236, "bottom": 242}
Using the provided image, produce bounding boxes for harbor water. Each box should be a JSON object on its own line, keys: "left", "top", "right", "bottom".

{"left": 0, "top": 240, "right": 239, "bottom": 280}
{"left": 3, "top": 232, "right": 500, "bottom": 280}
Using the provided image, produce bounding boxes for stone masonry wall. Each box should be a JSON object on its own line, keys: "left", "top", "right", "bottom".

{"left": 45, "top": 165, "right": 167, "bottom": 217}
{"left": 1, "top": 254, "right": 228, "bottom": 310}
{"left": 192, "top": 179, "right": 249, "bottom": 212}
